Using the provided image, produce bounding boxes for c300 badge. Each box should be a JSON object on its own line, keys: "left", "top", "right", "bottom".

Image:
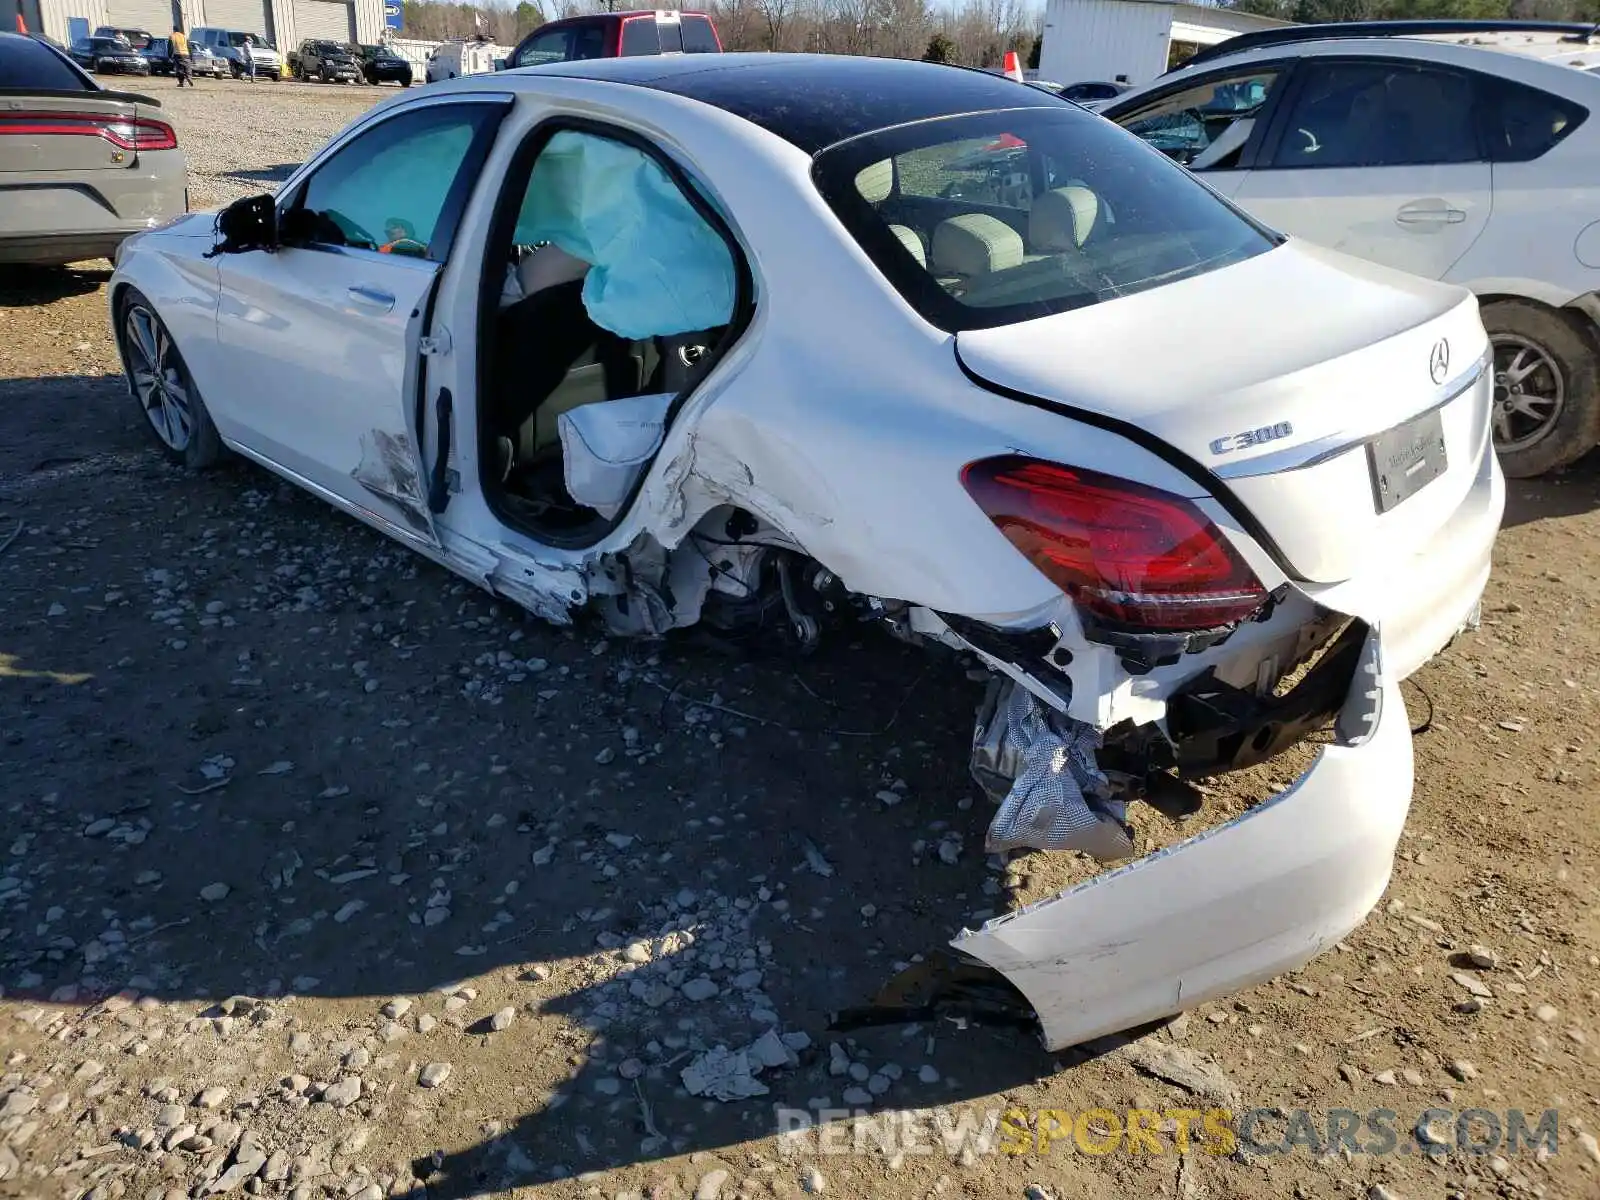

{"left": 1209, "top": 421, "right": 1294, "bottom": 456}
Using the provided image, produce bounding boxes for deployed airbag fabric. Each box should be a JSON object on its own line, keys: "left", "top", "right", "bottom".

{"left": 558, "top": 391, "right": 673, "bottom": 519}
{"left": 973, "top": 679, "right": 1135, "bottom": 861}
{"left": 515, "top": 131, "right": 737, "bottom": 340}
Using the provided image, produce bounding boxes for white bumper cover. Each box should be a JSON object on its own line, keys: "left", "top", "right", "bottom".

{"left": 951, "top": 627, "right": 1412, "bottom": 1052}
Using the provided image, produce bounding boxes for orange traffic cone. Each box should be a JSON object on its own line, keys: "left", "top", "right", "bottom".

{"left": 15, "top": 12, "right": 27, "bottom": 32}
{"left": 1003, "top": 50, "right": 1024, "bottom": 83}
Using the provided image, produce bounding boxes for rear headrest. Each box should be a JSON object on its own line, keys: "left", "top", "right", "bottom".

{"left": 1028, "top": 187, "right": 1099, "bottom": 251}
{"left": 888, "top": 224, "right": 925, "bottom": 268}
{"left": 931, "top": 214, "right": 1024, "bottom": 278}
{"left": 855, "top": 159, "right": 894, "bottom": 205}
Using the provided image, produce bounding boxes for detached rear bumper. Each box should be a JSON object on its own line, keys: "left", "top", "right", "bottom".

{"left": 951, "top": 626, "right": 1411, "bottom": 1052}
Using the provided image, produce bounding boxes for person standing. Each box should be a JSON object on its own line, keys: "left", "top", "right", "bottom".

{"left": 240, "top": 35, "right": 256, "bottom": 81}
{"left": 170, "top": 25, "right": 193, "bottom": 87}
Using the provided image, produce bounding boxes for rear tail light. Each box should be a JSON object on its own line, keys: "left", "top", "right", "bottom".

{"left": 0, "top": 112, "right": 177, "bottom": 152}
{"left": 961, "top": 455, "right": 1268, "bottom": 632}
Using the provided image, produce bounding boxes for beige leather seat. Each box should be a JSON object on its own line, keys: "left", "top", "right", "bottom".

{"left": 930, "top": 213, "right": 1025, "bottom": 281}
{"left": 854, "top": 158, "right": 926, "bottom": 268}
{"left": 1028, "top": 186, "right": 1100, "bottom": 252}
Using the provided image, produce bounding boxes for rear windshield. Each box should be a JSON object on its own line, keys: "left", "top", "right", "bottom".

{"left": 813, "top": 107, "right": 1275, "bottom": 333}
{"left": 682, "top": 15, "right": 719, "bottom": 52}
{"left": 1, "top": 36, "right": 91, "bottom": 89}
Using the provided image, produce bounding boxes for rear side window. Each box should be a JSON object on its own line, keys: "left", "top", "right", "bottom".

{"left": 1265, "top": 60, "right": 1479, "bottom": 168}
{"left": 814, "top": 107, "right": 1275, "bottom": 333}
{"left": 1, "top": 37, "right": 92, "bottom": 89}
{"left": 681, "top": 16, "right": 719, "bottom": 52}
{"left": 569, "top": 23, "right": 607, "bottom": 60}
{"left": 620, "top": 17, "right": 660, "bottom": 56}
{"left": 1478, "top": 76, "right": 1587, "bottom": 163}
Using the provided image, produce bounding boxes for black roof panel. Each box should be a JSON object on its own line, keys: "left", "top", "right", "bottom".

{"left": 514, "top": 53, "right": 1063, "bottom": 154}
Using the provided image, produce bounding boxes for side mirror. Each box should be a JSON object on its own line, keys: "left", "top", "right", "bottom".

{"left": 211, "top": 193, "right": 277, "bottom": 256}
{"left": 493, "top": 57, "right": 507, "bottom": 70}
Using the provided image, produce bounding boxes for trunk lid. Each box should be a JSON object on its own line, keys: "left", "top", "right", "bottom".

{"left": 0, "top": 91, "right": 164, "bottom": 173}
{"left": 955, "top": 241, "right": 1491, "bottom": 584}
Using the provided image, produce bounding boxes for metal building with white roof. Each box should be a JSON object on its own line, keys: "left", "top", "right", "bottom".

{"left": 1039, "top": 0, "right": 1296, "bottom": 88}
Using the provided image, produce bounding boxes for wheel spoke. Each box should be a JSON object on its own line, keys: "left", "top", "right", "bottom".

{"left": 1504, "top": 347, "right": 1537, "bottom": 386}
{"left": 1512, "top": 394, "right": 1556, "bottom": 420}
{"left": 126, "top": 310, "right": 157, "bottom": 371}
{"left": 1492, "top": 408, "right": 1513, "bottom": 442}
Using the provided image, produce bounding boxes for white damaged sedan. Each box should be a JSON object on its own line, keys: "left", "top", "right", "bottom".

{"left": 108, "top": 54, "right": 1503, "bottom": 1051}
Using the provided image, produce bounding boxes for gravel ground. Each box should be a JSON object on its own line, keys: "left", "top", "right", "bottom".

{"left": 3, "top": 74, "right": 1600, "bottom": 1200}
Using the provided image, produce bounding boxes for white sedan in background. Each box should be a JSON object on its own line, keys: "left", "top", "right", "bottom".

{"left": 108, "top": 54, "right": 1501, "bottom": 1051}
{"left": 1101, "top": 19, "right": 1600, "bottom": 477}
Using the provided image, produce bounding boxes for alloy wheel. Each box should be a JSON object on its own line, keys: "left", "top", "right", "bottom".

{"left": 123, "top": 304, "right": 194, "bottom": 452}
{"left": 1491, "top": 333, "right": 1565, "bottom": 454}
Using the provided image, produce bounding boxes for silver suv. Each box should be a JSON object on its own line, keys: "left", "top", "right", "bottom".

{"left": 190, "top": 27, "right": 283, "bottom": 80}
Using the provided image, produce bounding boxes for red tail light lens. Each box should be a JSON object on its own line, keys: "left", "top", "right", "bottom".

{"left": 962, "top": 455, "right": 1268, "bottom": 631}
{"left": 0, "top": 112, "right": 177, "bottom": 152}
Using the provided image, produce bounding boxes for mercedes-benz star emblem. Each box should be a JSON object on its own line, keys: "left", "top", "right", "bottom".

{"left": 1429, "top": 339, "right": 1450, "bottom": 386}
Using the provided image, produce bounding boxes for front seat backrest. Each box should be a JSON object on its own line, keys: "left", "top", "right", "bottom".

{"left": 517, "top": 242, "right": 590, "bottom": 298}
{"left": 931, "top": 213, "right": 1025, "bottom": 279}
{"left": 1028, "top": 186, "right": 1099, "bottom": 252}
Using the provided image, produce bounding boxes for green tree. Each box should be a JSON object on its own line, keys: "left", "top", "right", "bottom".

{"left": 1026, "top": 33, "right": 1041, "bottom": 69}
{"left": 922, "top": 30, "right": 955, "bottom": 61}
{"left": 513, "top": 1, "right": 546, "bottom": 37}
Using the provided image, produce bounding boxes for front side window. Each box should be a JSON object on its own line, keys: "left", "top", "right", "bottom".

{"left": 1264, "top": 60, "right": 1479, "bottom": 169}
{"left": 515, "top": 29, "right": 570, "bottom": 66}
{"left": 814, "top": 107, "right": 1275, "bottom": 333}
{"left": 287, "top": 104, "right": 501, "bottom": 260}
{"left": 1114, "top": 68, "right": 1282, "bottom": 169}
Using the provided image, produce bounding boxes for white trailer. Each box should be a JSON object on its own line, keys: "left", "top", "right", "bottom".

{"left": 1038, "top": 0, "right": 1295, "bottom": 89}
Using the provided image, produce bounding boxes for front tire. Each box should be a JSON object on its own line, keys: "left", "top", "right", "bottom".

{"left": 1481, "top": 299, "right": 1600, "bottom": 478}
{"left": 117, "top": 289, "right": 223, "bottom": 470}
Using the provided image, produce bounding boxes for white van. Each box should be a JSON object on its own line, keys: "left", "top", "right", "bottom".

{"left": 190, "top": 27, "right": 284, "bottom": 80}
{"left": 424, "top": 38, "right": 499, "bottom": 83}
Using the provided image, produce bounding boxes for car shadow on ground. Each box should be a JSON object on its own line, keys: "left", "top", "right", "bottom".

{"left": 0, "top": 264, "right": 113, "bottom": 307}
{"left": 1502, "top": 450, "right": 1600, "bottom": 528}
{"left": 1, "top": 388, "right": 1083, "bottom": 1189}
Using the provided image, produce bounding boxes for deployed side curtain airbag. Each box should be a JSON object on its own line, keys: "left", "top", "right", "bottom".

{"left": 514, "top": 130, "right": 737, "bottom": 340}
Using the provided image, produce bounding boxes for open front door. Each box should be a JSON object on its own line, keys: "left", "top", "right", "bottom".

{"left": 208, "top": 94, "right": 513, "bottom": 550}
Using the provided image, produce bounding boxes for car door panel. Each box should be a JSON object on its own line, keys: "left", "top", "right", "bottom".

{"left": 211, "top": 96, "right": 510, "bottom": 547}
{"left": 215, "top": 247, "right": 444, "bottom": 540}
{"left": 1228, "top": 163, "right": 1492, "bottom": 280}
{"left": 1227, "top": 56, "right": 1493, "bottom": 282}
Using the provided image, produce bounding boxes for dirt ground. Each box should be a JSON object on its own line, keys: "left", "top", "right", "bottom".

{"left": 2, "top": 74, "right": 1599, "bottom": 1200}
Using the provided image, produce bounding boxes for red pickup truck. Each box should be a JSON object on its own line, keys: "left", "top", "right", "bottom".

{"left": 502, "top": 9, "right": 721, "bottom": 69}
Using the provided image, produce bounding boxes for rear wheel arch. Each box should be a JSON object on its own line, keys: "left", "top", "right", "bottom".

{"left": 1475, "top": 293, "right": 1600, "bottom": 477}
